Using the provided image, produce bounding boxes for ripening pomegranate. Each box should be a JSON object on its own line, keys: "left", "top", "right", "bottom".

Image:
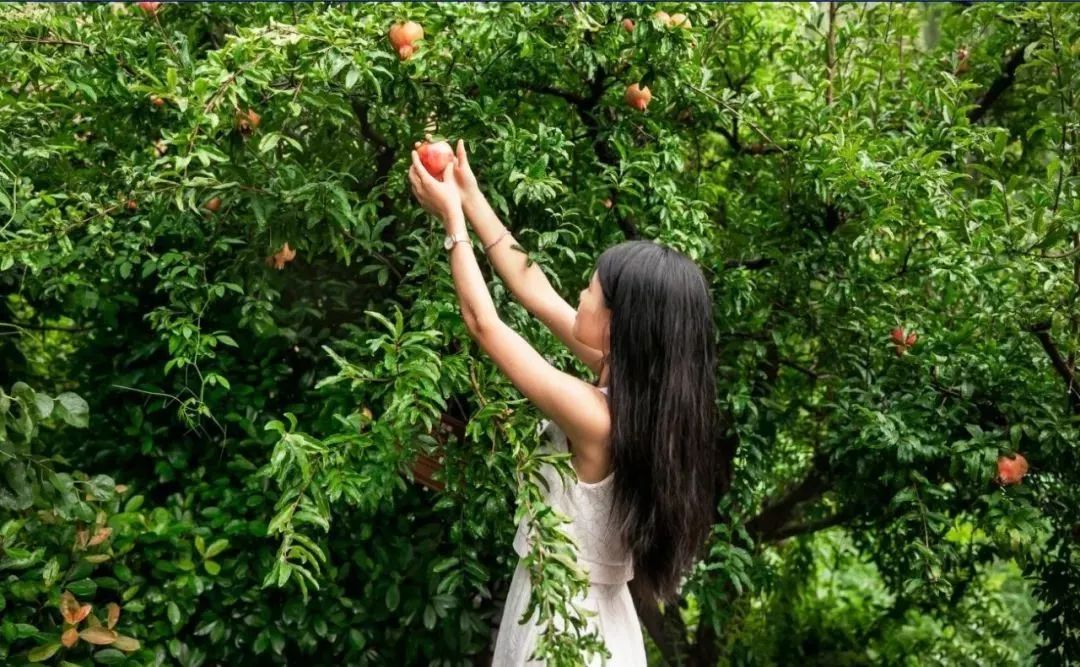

{"left": 625, "top": 83, "right": 652, "bottom": 111}
{"left": 906, "top": 331, "right": 917, "bottom": 347}
{"left": 389, "top": 21, "right": 424, "bottom": 60}
{"left": 997, "top": 453, "right": 1029, "bottom": 485}
{"left": 204, "top": 197, "right": 221, "bottom": 213}
{"left": 417, "top": 141, "right": 455, "bottom": 180}
{"left": 622, "top": 18, "right": 635, "bottom": 32}
{"left": 654, "top": 11, "right": 671, "bottom": 26}
{"left": 891, "top": 327, "right": 906, "bottom": 345}
{"left": 270, "top": 242, "right": 296, "bottom": 270}
{"left": 138, "top": 2, "right": 161, "bottom": 15}
{"left": 236, "top": 108, "right": 261, "bottom": 135}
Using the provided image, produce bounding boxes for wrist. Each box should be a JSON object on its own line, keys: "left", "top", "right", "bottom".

{"left": 443, "top": 213, "right": 467, "bottom": 236}
{"left": 461, "top": 187, "right": 484, "bottom": 212}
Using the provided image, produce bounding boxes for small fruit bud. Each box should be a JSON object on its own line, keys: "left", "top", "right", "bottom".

{"left": 151, "top": 95, "right": 165, "bottom": 107}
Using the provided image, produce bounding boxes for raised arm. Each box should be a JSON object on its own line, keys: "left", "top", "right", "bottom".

{"left": 453, "top": 141, "right": 605, "bottom": 376}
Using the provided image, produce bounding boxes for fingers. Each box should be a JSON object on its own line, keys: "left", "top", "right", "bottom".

{"left": 410, "top": 150, "right": 432, "bottom": 185}
{"left": 456, "top": 138, "right": 469, "bottom": 166}
{"left": 443, "top": 158, "right": 457, "bottom": 180}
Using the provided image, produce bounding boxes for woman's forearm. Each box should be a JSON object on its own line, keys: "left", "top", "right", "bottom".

{"left": 444, "top": 213, "right": 499, "bottom": 329}
{"left": 462, "top": 191, "right": 555, "bottom": 313}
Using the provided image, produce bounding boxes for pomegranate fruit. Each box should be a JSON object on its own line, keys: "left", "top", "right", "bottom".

{"left": 417, "top": 141, "right": 455, "bottom": 180}
{"left": 997, "top": 453, "right": 1029, "bottom": 485}
{"left": 625, "top": 83, "right": 652, "bottom": 111}
{"left": 138, "top": 2, "right": 161, "bottom": 15}
{"left": 389, "top": 21, "right": 424, "bottom": 60}
{"left": 669, "top": 13, "right": 692, "bottom": 28}
{"left": 204, "top": 197, "right": 221, "bottom": 213}
{"left": 622, "top": 18, "right": 635, "bottom": 32}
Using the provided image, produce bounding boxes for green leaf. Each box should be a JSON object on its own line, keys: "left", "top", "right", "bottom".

{"left": 28, "top": 643, "right": 61, "bottom": 662}
{"left": 93, "top": 648, "right": 128, "bottom": 664}
{"left": 54, "top": 393, "right": 89, "bottom": 428}
{"left": 385, "top": 582, "right": 400, "bottom": 612}
{"left": 205, "top": 538, "right": 229, "bottom": 559}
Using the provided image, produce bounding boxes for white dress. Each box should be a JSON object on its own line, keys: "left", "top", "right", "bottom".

{"left": 492, "top": 386, "right": 647, "bottom": 666}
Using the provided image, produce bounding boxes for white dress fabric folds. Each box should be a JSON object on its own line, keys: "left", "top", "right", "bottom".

{"left": 492, "top": 387, "right": 647, "bottom": 666}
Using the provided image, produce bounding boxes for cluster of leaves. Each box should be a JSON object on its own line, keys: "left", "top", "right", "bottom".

{"left": 1, "top": 2, "right": 1078, "bottom": 666}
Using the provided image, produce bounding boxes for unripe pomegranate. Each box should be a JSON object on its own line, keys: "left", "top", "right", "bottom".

{"left": 603, "top": 198, "right": 613, "bottom": 208}
{"left": 204, "top": 196, "right": 221, "bottom": 213}
{"left": 654, "top": 11, "right": 671, "bottom": 26}
{"left": 622, "top": 18, "right": 635, "bottom": 32}
{"left": 625, "top": 83, "right": 652, "bottom": 111}
{"left": 996, "top": 453, "right": 1029, "bottom": 485}
{"left": 417, "top": 140, "right": 455, "bottom": 181}
{"left": 669, "top": 13, "right": 692, "bottom": 28}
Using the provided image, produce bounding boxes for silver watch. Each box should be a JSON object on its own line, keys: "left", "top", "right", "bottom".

{"left": 443, "top": 232, "right": 473, "bottom": 251}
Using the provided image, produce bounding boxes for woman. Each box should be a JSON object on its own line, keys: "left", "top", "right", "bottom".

{"left": 409, "top": 140, "right": 720, "bottom": 665}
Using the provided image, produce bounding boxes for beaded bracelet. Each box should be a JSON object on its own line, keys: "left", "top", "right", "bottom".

{"left": 483, "top": 229, "right": 511, "bottom": 254}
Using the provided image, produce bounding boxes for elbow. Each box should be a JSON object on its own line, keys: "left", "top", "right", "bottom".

{"left": 466, "top": 314, "right": 499, "bottom": 339}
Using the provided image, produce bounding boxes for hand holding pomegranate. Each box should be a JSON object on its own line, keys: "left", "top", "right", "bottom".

{"left": 408, "top": 147, "right": 463, "bottom": 227}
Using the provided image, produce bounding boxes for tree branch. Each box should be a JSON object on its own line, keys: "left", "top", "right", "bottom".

{"left": 1025, "top": 320, "right": 1080, "bottom": 412}
{"left": 767, "top": 506, "right": 860, "bottom": 542}
{"left": 967, "top": 42, "right": 1030, "bottom": 123}
{"left": 723, "top": 257, "right": 775, "bottom": 271}
{"left": 629, "top": 577, "right": 689, "bottom": 665}
{"left": 744, "top": 451, "right": 832, "bottom": 541}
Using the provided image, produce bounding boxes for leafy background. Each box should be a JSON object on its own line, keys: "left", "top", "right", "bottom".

{"left": 1, "top": 2, "right": 1077, "bottom": 666}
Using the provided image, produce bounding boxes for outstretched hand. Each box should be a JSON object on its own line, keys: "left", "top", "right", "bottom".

{"left": 451, "top": 139, "right": 480, "bottom": 201}
{"left": 412, "top": 138, "right": 480, "bottom": 204}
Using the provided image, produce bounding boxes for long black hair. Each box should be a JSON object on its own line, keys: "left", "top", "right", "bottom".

{"left": 594, "top": 240, "right": 720, "bottom": 604}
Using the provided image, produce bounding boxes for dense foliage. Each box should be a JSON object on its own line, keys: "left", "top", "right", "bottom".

{"left": 1, "top": 2, "right": 1077, "bottom": 665}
